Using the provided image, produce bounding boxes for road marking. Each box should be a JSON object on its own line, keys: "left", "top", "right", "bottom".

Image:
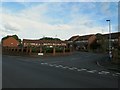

{"left": 44, "top": 63, "right": 48, "bottom": 65}
{"left": 116, "top": 73, "right": 120, "bottom": 75}
{"left": 58, "top": 65, "right": 63, "bottom": 67}
{"left": 87, "top": 70, "right": 97, "bottom": 73}
{"left": 72, "top": 67, "right": 78, "bottom": 69}
{"left": 41, "top": 63, "right": 116, "bottom": 77}
{"left": 41, "top": 63, "right": 48, "bottom": 65}
{"left": 98, "top": 71, "right": 110, "bottom": 75}
{"left": 112, "top": 73, "right": 120, "bottom": 77}
{"left": 77, "top": 68, "right": 87, "bottom": 71}
{"left": 49, "top": 64, "right": 54, "bottom": 67}
{"left": 112, "top": 74, "right": 118, "bottom": 76}
{"left": 55, "top": 65, "right": 60, "bottom": 68}
{"left": 62, "top": 66, "right": 69, "bottom": 69}
{"left": 68, "top": 67, "right": 75, "bottom": 70}
{"left": 41, "top": 63, "right": 45, "bottom": 65}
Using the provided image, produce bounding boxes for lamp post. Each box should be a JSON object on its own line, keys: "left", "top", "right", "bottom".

{"left": 106, "top": 20, "right": 112, "bottom": 60}
{"left": 53, "top": 35, "right": 57, "bottom": 55}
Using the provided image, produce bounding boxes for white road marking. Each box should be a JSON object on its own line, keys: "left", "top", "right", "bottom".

{"left": 68, "top": 67, "right": 75, "bottom": 70}
{"left": 41, "top": 63, "right": 116, "bottom": 76}
{"left": 98, "top": 71, "right": 110, "bottom": 75}
{"left": 87, "top": 70, "right": 97, "bottom": 73}
{"left": 72, "top": 67, "right": 78, "bottom": 69}
{"left": 112, "top": 73, "right": 120, "bottom": 77}
{"left": 41, "top": 63, "right": 45, "bottom": 65}
{"left": 77, "top": 68, "right": 87, "bottom": 71}
{"left": 49, "top": 64, "right": 54, "bottom": 67}
{"left": 44, "top": 63, "right": 48, "bottom": 65}
{"left": 115, "top": 73, "right": 120, "bottom": 75}
{"left": 112, "top": 74, "right": 118, "bottom": 76}
{"left": 62, "top": 66, "right": 69, "bottom": 69}
{"left": 58, "top": 65, "right": 63, "bottom": 67}
{"left": 55, "top": 65, "right": 60, "bottom": 68}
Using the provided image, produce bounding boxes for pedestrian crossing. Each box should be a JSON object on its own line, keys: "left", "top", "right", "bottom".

{"left": 40, "top": 62, "right": 120, "bottom": 77}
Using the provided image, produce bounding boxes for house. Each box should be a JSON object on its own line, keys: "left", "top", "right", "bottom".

{"left": 68, "top": 34, "right": 93, "bottom": 50}
{"left": 118, "top": 36, "right": 120, "bottom": 47}
{"left": 22, "top": 39, "right": 67, "bottom": 47}
{"left": 2, "top": 36, "right": 20, "bottom": 47}
{"left": 88, "top": 35, "right": 97, "bottom": 46}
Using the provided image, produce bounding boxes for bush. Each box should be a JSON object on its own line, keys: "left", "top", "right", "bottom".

{"left": 45, "top": 48, "right": 53, "bottom": 53}
{"left": 32, "top": 47, "right": 38, "bottom": 53}
{"left": 65, "top": 48, "right": 70, "bottom": 52}
{"left": 55, "top": 47, "right": 63, "bottom": 53}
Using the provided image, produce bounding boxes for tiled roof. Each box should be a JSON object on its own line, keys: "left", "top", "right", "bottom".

{"left": 23, "top": 39, "right": 67, "bottom": 43}
{"left": 103, "top": 32, "right": 120, "bottom": 39}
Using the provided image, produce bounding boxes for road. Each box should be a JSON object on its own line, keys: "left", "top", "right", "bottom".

{"left": 2, "top": 52, "right": 120, "bottom": 88}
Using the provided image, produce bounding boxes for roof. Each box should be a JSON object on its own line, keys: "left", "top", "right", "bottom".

{"left": 2, "top": 35, "right": 21, "bottom": 43}
{"left": 68, "top": 32, "right": 120, "bottom": 41}
{"left": 68, "top": 34, "right": 94, "bottom": 41}
{"left": 23, "top": 39, "right": 67, "bottom": 43}
{"left": 103, "top": 32, "right": 120, "bottom": 39}
{"left": 68, "top": 35, "right": 79, "bottom": 41}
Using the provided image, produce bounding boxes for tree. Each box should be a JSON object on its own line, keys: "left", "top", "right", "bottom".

{"left": 12, "top": 35, "right": 19, "bottom": 40}
{"left": 39, "top": 37, "right": 61, "bottom": 41}
{"left": 95, "top": 33, "right": 108, "bottom": 53}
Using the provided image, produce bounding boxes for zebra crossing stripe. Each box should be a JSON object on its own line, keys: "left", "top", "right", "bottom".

{"left": 87, "top": 70, "right": 97, "bottom": 73}
{"left": 98, "top": 71, "right": 110, "bottom": 74}
{"left": 77, "top": 68, "right": 87, "bottom": 71}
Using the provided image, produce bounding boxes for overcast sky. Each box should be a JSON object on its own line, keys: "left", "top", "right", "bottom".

{"left": 0, "top": 0, "right": 118, "bottom": 40}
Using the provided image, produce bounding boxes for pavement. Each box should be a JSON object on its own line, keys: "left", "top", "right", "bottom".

{"left": 97, "top": 55, "right": 120, "bottom": 72}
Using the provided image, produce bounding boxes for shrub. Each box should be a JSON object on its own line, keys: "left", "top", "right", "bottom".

{"left": 65, "top": 48, "right": 70, "bottom": 52}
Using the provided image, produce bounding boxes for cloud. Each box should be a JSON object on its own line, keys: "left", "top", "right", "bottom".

{"left": 0, "top": 2, "right": 118, "bottom": 40}
{"left": 100, "top": 2, "right": 111, "bottom": 15}
{"left": 1, "top": 0, "right": 119, "bottom": 2}
{"left": 3, "top": 22, "right": 19, "bottom": 32}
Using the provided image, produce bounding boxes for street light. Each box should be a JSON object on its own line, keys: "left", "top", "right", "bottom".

{"left": 106, "top": 20, "right": 112, "bottom": 60}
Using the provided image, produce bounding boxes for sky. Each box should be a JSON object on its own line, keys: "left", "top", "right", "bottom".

{"left": 0, "top": 0, "right": 119, "bottom": 40}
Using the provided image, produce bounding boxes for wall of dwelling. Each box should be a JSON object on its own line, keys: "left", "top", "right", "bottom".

{"left": 73, "top": 33, "right": 119, "bottom": 53}
{"left": 2, "top": 46, "right": 71, "bottom": 56}
{"left": 112, "top": 36, "right": 120, "bottom": 64}
{"left": 2, "top": 37, "right": 19, "bottom": 47}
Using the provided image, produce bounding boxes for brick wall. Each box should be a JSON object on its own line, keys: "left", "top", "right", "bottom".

{"left": 2, "top": 37, "right": 19, "bottom": 47}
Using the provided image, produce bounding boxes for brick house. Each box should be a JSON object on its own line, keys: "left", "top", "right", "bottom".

{"left": 22, "top": 39, "right": 67, "bottom": 47}
{"left": 68, "top": 34, "right": 93, "bottom": 50}
{"left": 88, "top": 35, "right": 97, "bottom": 47}
{"left": 2, "top": 36, "right": 20, "bottom": 47}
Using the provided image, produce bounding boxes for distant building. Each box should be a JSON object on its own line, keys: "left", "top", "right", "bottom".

{"left": 68, "top": 34, "right": 93, "bottom": 50}
{"left": 2, "top": 36, "right": 20, "bottom": 47}
{"left": 23, "top": 39, "right": 67, "bottom": 47}
{"left": 68, "top": 32, "right": 120, "bottom": 51}
{"left": 118, "top": 33, "right": 120, "bottom": 47}
{"left": 88, "top": 35, "right": 97, "bottom": 48}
